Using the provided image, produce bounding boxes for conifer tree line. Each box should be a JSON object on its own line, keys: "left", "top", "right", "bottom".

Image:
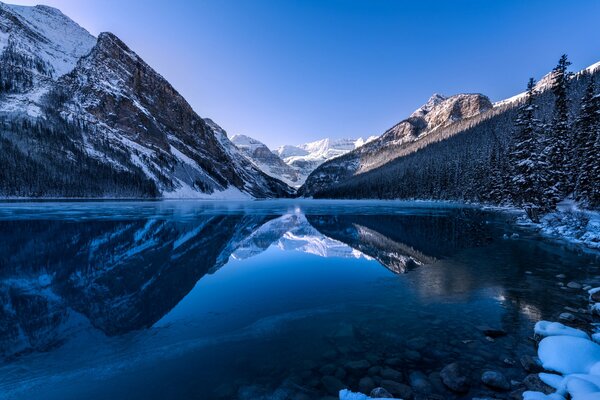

{"left": 314, "top": 55, "right": 600, "bottom": 220}
{"left": 508, "top": 55, "right": 600, "bottom": 219}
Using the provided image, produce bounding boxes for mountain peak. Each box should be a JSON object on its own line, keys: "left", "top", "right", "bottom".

{"left": 411, "top": 93, "right": 448, "bottom": 118}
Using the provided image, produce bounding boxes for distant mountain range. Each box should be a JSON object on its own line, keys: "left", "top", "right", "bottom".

{"left": 232, "top": 135, "right": 376, "bottom": 187}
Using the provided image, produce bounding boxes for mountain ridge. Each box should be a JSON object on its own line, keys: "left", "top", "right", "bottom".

{"left": 0, "top": 2, "right": 294, "bottom": 199}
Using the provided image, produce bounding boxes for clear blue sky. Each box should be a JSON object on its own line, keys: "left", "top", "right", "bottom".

{"left": 10, "top": 0, "right": 600, "bottom": 148}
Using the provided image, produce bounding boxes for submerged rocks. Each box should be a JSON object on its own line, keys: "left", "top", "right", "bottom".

{"left": 320, "top": 375, "right": 345, "bottom": 395}
{"left": 380, "top": 380, "right": 413, "bottom": 399}
{"left": 370, "top": 387, "right": 394, "bottom": 398}
{"left": 409, "top": 371, "right": 433, "bottom": 394}
{"left": 520, "top": 355, "right": 543, "bottom": 373}
{"left": 558, "top": 312, "right": 576, "bottom": 322}
{"left": 345, "top": 360, "right": 370, "bottom": 373}
{"left": 477, "top": 325, "right": 508, "bottom": 338}
{"left": 481, "top": 370, "right": 511, "bottom": 391}
{"left": 380, "top": 367, "right": 403, "bottom": 381}
{"left": 523, "top": 374, "right": 554, "bottom": 394}
{"left": 359, "top": 376, "right": 376, "bottom": 393}
{"left": 440, "top": 362, "right": 471, "bottom": 393}
{"left": 567, "top": 281, "right": 583, "bottom": 290}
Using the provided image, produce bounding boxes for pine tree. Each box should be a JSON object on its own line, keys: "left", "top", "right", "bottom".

{"left": 543, "top": 54, "right": 573, "bottom": 205}
{"left": 509, "top": 78, "right": 546, "bottom": 219}
{"left": 573, "top": 75, "right": 600, "bottom": 205}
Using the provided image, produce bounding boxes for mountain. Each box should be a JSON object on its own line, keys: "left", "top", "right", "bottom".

{"left": 231, "top": 134, "right": 301, "bottom": 187}
{"left": 274, "top": 137, "right": 377, "bottom": 185}
{"left": 300, "top": 60, "right": 600, "bottom": 206}
{"left": 230, "top": 134, "right": 376, "bottom": 187}
{"left": 0, "top": 2, "right": 294, "bottom": 199}
{"left": 300, "top": 93, "right": 493, "bottom": 196}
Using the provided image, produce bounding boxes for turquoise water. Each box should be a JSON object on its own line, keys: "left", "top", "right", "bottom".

{"left": 0, "top": 201, "right": 598, "bottom": 399}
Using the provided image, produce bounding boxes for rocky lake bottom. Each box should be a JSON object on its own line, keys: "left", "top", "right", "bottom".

{"left": 0, "top": 200, "right": 598, "bottom": 400}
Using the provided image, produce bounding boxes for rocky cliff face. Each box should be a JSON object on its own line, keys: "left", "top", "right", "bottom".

{"left": 300, "top": 93, "right": 494, "bottom": 196}
{"left": 0, "top": 2, "right": 293, "bottom": 198}
{"left": 231, "top": 134, "right": 301, "bottom": 187}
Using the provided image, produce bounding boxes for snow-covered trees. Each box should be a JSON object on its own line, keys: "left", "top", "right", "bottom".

{"left": 573, "top": 75, "right": 600, "bottom": 206}
{"left": 543, "top": 55, "right": 573, "bottom": 205}
{"left": 508, "top": 78, "right": 546, "bottom": 215}
{"left": 311, "top": 55, "right": 600, "bottom": 216}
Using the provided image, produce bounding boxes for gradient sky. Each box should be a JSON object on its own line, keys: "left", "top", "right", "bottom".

{"left": 9, "top": 0, "right": 600, "bottom": 148}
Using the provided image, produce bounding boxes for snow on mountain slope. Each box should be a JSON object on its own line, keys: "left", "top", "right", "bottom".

{"left": 1, "top": 3, "right": 95, "bottom": 77}
{"left": 0, "top": 2, "right": 294, "bottom": 199}
{"left": 230, "top": 213, "right": 371, "bottom": 261}
{"left": 273, "top": 137, "right": 377, "bottom": 185}
{"left": 0, "top": 2, "right": 96, "bottom": 118}
{"left": 231, "top": 134, "right": 301, "bottom": 187}
{"left": 300, "top": 93, "right": 493, "bottom": 196}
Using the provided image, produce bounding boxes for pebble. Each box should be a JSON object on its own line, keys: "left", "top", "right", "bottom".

{"left": 344, "top": 360, "right": 370, "bottom": 373}
{"left": 320, "top": 376, "right": 345, "bottom": 395}
{"left": 380, "top": 380, "right": 414, "bottom": 399}
{"left": 520, "top": 355, "right": 543, "bottom": 373}
{"left": 359, "top": 376, "right": 376, "bottom": 394}
{"left": 567, "top": 281, "right": 583, "bottom": 289}
{"left": 370, "top": 387, "right": 394, "bottom": 398}
{"left": 440, "top": 362, "right": 471, "bottom": 393}
{"left": 477, "top": 326, "right": 508, "bottom": 338}
{"left": 559, "top": 312, "right": 576, "bottom": 322}
{"left": 409, "top": 371, "right": 433, "bottom": 394}
{"left": 380, "top": 367, "right": 403, "bottom": 381}
{"left": 481, "top": 370, "right": 511, "bottom": 391}
{"left": 556, "top": 274, "right": 566, "bottom": 279}
{"left": 321, "top": 364, "right": 339, "bottom": 377}
{"left": 523, "top": 374, "right": 554, "bottom": 394}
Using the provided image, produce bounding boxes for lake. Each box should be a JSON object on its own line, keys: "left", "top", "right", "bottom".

{"left": 0, "top": 200, "right": 598, "bottom": 400}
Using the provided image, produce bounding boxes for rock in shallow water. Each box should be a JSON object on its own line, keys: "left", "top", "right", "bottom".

{"left": 370, "top": 387, "right": 394, "bottom": 398}
{"left": 440, "top": 362, "right": 471, "bottom": 393}
{"left": 320, "top": 375, "right": 345, "bottom": 395}
{"left": 380, "top": 380, "right": 413, "bottom": 399}
{"left": 523, "top": 374, "right": 554, "bottom": 394}
{"left": 359, "top": 376, "right": 376, "bottom": 394}
{"left": 481, "top": 370, "right": 511, "bottom": 391}
{"left": 409, "top": 371, "right": 433, "bottom": 394}
{"left": 567, "top": 281, "right": 582, "bottom": 289}
{"left": 520, "top": 355, "right": 543, "bottom": 373}
{"left": 380, "top": 367, "right": 403, "bottom": 381}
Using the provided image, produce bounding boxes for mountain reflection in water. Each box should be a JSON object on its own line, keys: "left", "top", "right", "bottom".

{"left": 0, "top": 202, "right": 597, "bottom": 400}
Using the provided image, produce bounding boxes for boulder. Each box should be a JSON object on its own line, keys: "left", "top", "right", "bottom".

{"left": 440, "top": 362, "right": 470, "bottom": 393}
{"left": 481, "top": 370, "right": 511, "bottom": 391}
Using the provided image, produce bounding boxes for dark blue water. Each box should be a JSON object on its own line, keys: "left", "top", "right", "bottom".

{"left": 0, "top": 200, "right": 598, "bottom": 400}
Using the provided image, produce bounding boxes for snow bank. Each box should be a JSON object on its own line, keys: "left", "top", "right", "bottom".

{"left": 535, "top": 321, "right": 590, "bottom": 339}
{"left": 338, "top": 389, "right": 390, "bottom": 400}
{"left": 539, "top": 207, "right": 600, "bottom": 250}
{"left": 528, "top": 319, "right": 600, "bottom": 400}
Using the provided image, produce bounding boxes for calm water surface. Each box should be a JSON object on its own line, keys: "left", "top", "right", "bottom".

{"left": 0, "top": 200, "right": 598, "bottom": 400}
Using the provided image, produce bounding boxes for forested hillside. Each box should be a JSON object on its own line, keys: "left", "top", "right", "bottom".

{"left": 307, "top": 56, "right": 600, "bottom": 220}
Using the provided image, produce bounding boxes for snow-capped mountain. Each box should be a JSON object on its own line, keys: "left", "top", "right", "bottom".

{"left": 274, "top": 137, "right": 377, "bottom": 185}
{"left": 300, "top": 93, "right": 494, "bottom": 196}
{"left": 231, "top": 134, "right": 376, "bottom": 187}
{"left": 300, "top": 60, "right": 600, "bottom": 204}
{"left": 231, "top": 134, "right": 301, "bottom": 187}
{"left": 0, "top": 2, "right": 294, "bottom": 199}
